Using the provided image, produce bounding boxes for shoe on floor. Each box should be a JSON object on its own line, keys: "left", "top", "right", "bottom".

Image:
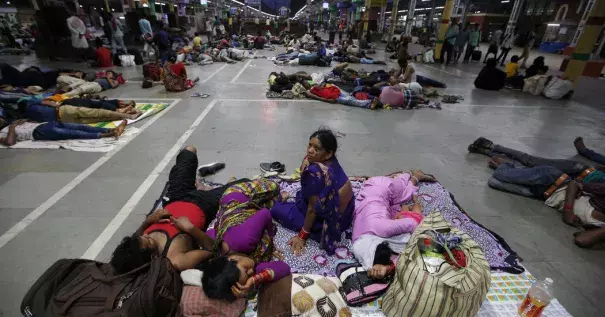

{"left": 197, "top": 162, "right": 226, "bottom": 177}
{"left": 472, "top": 137, "right": 494, "bottom": 149}
{"left": 260, "top": 161, "right": 286, "bottom": 173}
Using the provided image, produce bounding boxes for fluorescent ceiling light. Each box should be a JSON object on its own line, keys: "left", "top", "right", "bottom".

{"left": 501, "top": 0, "right": 510, "bottom": 2}
{"left": 547, "top": 23, "right": 560, "bottom": 26}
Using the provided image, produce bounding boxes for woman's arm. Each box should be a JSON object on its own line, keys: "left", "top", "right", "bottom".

{"left": 253, "top": 261, "right": 291, "bottom": 285}
{"left": 0, "top": 122, "right": 18, "bottom": 146}
{"left": 106, "top": 77, "right": 119, "bottom": 88}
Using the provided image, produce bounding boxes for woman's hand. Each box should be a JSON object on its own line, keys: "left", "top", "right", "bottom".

{"left": 169, "top": 216, "right": 195, "bottom": 233}
{"left": 232, "top": 277, "right": 254, "bottom": 298}
{"left": 146, "top": 209, "right": 171, "bottom": 224}
{"left": 367, "top": 264, "right": 390, "bottom": 280}
{"left": 412, "top": 170, "right": 436, "bottom": 183}
{"left": 288, "top": 236, "right": 307, "bottom": 256}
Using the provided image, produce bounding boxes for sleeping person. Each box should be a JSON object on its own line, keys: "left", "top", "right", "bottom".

{"left": 352, "top": 171, "right": 434, "bottom": 279}
{"left": 202, "top": 179, "right": 291, "bottom": 300}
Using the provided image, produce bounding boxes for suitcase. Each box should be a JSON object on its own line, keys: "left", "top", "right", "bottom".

{"left": 471, "top": 49, "right": 482, "bottom": 62}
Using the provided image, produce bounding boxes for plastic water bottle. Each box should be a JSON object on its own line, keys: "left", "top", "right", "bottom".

{"left": 518, "top": 278, "right": 554, "bottom": 317}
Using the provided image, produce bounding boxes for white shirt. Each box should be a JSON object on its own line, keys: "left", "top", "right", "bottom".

{"left": 255, "top": 18, "right": 260, "bottom": 25}
{"left": 66, "top": 16, "right": 89, "bottom": 49}
{"left": 491, "top": 29, "right": 503, "bottom": 45}
{"left": 266, "top": 19, "right": 270, "bottom": 26}
{"left": 0, "top": 122, "right": 44, "bottom": 142}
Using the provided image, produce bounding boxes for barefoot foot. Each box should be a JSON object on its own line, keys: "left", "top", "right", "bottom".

{"left": 114, "top": 120, "right": 127, "bottom": 139}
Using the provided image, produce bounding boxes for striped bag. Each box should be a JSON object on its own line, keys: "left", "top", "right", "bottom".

{"left": 382, "top": 212, "right": 491, "bottom": 317}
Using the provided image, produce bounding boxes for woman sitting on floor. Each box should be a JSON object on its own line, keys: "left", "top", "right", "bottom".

{"left": 202, "top": 179, "right": 291, "bottom": 300}
{"left": 271, "top": 128, "right": 355, "bottom": 256}
{"left": 0, "top": 118, "right": 127, "bottom": 146}
{"left": 352, "top": 171, "right": 435, "bottom": 279}
{"left": 163, "top": 55, "right": 200, "bottom": 92}
{"left": 474, "top": 58, "right": 506, "bottom": 91}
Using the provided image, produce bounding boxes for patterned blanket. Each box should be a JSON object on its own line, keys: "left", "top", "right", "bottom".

{"left": 151, "top": 172, "right": 524, "bottom": 275}
{"left": 88, "top": 103, "right": 169, "bottom": 128}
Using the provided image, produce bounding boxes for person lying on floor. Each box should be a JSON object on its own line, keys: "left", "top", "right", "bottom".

{"left": 271, "top": 128, "right": 355, "bottom": 256}
{"left": 394, "top": 58, "right": 447, "bottom": 88}
{"left": 468, "top": 137, "right": 604, "bottom": 182}
{"left": 163, "top": 55, "right": 200, "bottom": 92}
{"left": 202, "top": 179, "right": 291, "bottom": 300}
{"left": 268, "top": 71, "right": 312, "bottom": 93}
{"left": 378, "top": 84, "right": 436, "bottom": 110}
{"left": 0, "top": 118, "right": 127, "bottom": 146}
{"left": 352, "top": 171, "right": 435, "bottom": 279}
{"left": 58, "top": 97, "right": 137, "bottom": 113}
{"left": 474, "top": 58, "right": 506, "bottom": 91}
{"left": 57, "top": 70, "right": 120, "bottom": 97}
{"left": 305, "top": 82, "right": 380, "bottom": 109}
{"left": 110, "top": 146, "right": 234, "bottom": 273}
{"left": 574, "top": 137, "right": 605, "bottom": 166}
{"left": 19, "top": 98, "right": 141, "bottom": 124}
{"left": 481, "top": 156, "right": 605, "bottom": 231}
{"left": 341, "top": 53, "right": 386, "bottom": 65}
{"left": 0, "top": 63, "right": 63, "bottom": 90}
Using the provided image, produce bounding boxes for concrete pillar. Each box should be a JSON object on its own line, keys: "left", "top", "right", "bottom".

{"left": 169, "top": 0, "right": 174, "bottom": 13}
{"left": 105, "top": 0, "right": 110, "bottom": 11}
{"left": 460, "top": 0, "right": 471, "bottom": 25}
{"left": 30, "top": 0, "right": 39, "bottom": 10}
{"left": 379, "top": 6, "right": 386, "bottom": 33}
{"left": 428, "top": 0, "right": 435, "bottom": 34}
{"left": 388, "top": 0, "right": 400, "bottom": 39}
{"left": 571, "top": 0, "right": 597, "bottom": 47}
{"left": 434, "top": 0, "right": 455, "bottom": 60}
{"left": 505, "top": 0, "right": 524, "bottom": 37}
{"left": 564, "top": 0, "right": 605, "bottom": 88}
{"left": 405, "top": 0, "right": 416, "bottom": 35}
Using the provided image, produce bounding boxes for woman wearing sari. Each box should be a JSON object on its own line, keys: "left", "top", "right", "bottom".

{"left": 271, "top": 128, "right": 355, "bottom": 256}
{"left": 163, "top": 55, "right": 199, "bottom": 92}
{"left": 202, "top": 179, "right": 291, "bottom": 301}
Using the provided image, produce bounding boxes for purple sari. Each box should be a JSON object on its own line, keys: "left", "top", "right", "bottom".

{"left": 270, "top": 157, "right": 354, "bottom": 255}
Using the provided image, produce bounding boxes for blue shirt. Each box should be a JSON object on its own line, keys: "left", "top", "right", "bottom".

{"left": 139, "top": 19, "right": 152, "bottom": 35}
{"left": 95, "top": 78, "right": 112, "bottom": 90}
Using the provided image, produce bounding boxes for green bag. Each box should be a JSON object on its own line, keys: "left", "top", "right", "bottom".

{"left": 382, "top": 211, "right": 491, "bottom": 317}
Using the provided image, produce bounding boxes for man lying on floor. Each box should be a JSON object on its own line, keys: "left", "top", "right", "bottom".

{"left": 0, "top": 117, "right": 127, "bottom": 146}
{"left": 352, "top": 171, "right": 434, "bottom": 279}
{"left": 19, "top": 98, "right": 142, "bottom": 124}
{"left": 57, "top": 70, "right": 121, "bottom": 97}
{"left": 481, "top": 156, "right": 605, "bottom": 246}
{"left": 110, "top": 146, "right": 234, "bottom": 273}
{"left": 468, "top": 137, "right": 604, "bottom": 182}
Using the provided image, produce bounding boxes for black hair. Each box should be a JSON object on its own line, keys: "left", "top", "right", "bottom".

{"left": 168, "top": 54, "right": 177, "bottom": 63}
{"left": 309, "top": 127, "right": 338, "bottom": 156}
{"left": 110, "top": 236, "right": 153, "bottom": 274}
{"left": 533, "top": 56, "right": 545, "bottom": 66}
{"left": 510, "top": 55, "right": 519, "bottom": 63}
{"left": 194, "top": 32, "right": 199, "bottom": 36}
{"left": 373, "top": 241, "right": 393, "bottom": 266}
{"left": 95, "top": 37, "right": 103, "bottom": 48}
{"left": 201, "top": 256, "right": 240, "bottom": 302}
{"left": 486, "top": 58, "right": 497, "bottom": 68}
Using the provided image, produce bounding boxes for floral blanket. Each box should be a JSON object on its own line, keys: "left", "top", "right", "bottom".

{"left": 150, "top": 173, "right": 524, "bottom": 276}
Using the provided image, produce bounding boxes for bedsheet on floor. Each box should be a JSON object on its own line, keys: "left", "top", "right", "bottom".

{"left": 88, "top": 102, "right": 169, "bottom": 128}
{"left": 275, "top": 173, "right": 524, "bottom": 275}
{"left": 0, "top": 127, "right": 139, "bottom": 152}
{"left": 151, "top": 172, "right": 523, "bottom": 275}
{"left": 241, "top": 271, "right": 572, "bottom": 317}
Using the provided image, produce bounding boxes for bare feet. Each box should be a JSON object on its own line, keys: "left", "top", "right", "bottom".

{"left": 370, "top": 98, "right": 380, "bottom": 110}
{"left": 127, "top": 109, "right": 143, "bottom": 120}
{"left": 114, "top": 120, "right": 127, "bottom": 139}
{"left": 574, "top": 137, "right": 586, "bottom": 153}
{"left": 574, "top": 227, "right": 605, "bottom": 248}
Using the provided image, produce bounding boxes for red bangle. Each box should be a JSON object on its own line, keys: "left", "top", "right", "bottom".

{"left": 298, "top": 228, "right": 310, "bottom": 240}
{"left": 563, "top": 203, "right": 573, "bottom": 211}
{"left": 388, "top": 262, "right": 396, "bottom": 275}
